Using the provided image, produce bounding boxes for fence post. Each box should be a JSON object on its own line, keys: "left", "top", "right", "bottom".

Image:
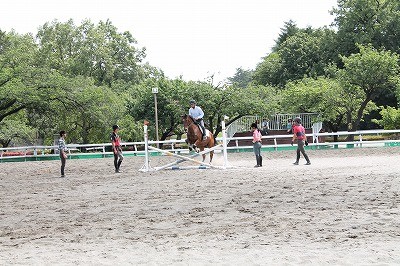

{"left": 222, "top": 118, "right": 228, "bottom": 169}
{"left": 143, "top": 124, "right": 149, "bottom": 172}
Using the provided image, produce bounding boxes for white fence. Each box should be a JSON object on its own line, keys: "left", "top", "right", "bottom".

{"left": 226, "top": 114, "right": 320, "bottom": 138}
{"left": 1, "top": 129, "right": 400, "bottom": 162}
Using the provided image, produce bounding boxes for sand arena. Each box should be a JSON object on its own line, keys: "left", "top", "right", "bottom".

{"left": 1, "top": 147, "right": 399, "bottom": 265}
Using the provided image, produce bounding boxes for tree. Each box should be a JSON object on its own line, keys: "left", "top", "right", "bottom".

{"left": 0, "top": 112, "right": 36, "bottom": 147}
{"left": 0, "top": 31, "right": 38, "bottom": 124}
{"left": 272, "top": 20, "right": 301, "bottom": 52}
{"left": 253, "top": 28, "right": 338, "bottom": 87}
{"left": 280, "top": 77, "right": 374, "bottom": 136}
{"left": 338, "top": 44, "right": 400, "bottom": 131}
{"left": 127, "top": 76, "right": 279, "bottom": 144}
{"left": 373, "top": 106, "right": 400, "bottom": 129}
{"left": 253, "top": 52, "right": 283, "bottom": 87}
{"left": 332, "top": 0, "right": 400, "bottom": 56}
{"left": 36, "top": 19, "right": 147, "bottom": 87}
{"left": 227, "top": 67, "right": 253, "bottom": 88}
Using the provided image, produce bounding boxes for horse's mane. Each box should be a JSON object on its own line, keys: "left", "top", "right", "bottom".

{"left": 188, "top": 115, "right": 195, "bottom": 123}
{"left": 184, "top": 114, "right": 195, "bottom": 123}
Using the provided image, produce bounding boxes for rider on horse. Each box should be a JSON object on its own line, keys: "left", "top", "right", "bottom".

{"left": 189, "top": 99, "right": 207, "bottom": 140}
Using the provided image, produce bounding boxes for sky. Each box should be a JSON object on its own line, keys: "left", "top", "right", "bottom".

{"left": 0, "top": 0, "right": 337, "bottom": 83}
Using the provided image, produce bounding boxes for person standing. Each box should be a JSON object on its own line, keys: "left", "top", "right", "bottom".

{"left": 286, "top": 118, "right": 293, "bottom": 134}
{"left": 111, "top": 125, "right": 124, "bottom": 173}
{"left": 251, "top": 123, "right": 263, "bottom": 167}
{"left": 189, "top": 99, "right": 207, "bottom": 140}
{"left": 58, "top": 131, "right": 68, "bottom": 177}
{"left": 291, "top": 117, "right": 311, "bottom": 165}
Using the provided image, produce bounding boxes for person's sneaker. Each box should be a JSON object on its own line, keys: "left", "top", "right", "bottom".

{"left": 293, "top": 162, "right": 299, "bottom": 165}
{"left": 60, "top": 175, "right": 65, "bottom": 178}
{"left": 305, "top": 162, "right": 311, "bottom": 165}
{"left": 254, "top": 165, "right": 260, "bottom": 168}
{"left": 115, "top": 169, "right": 121, "bottom": 173}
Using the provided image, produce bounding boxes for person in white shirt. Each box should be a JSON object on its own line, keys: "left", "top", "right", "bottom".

{"left": 188, "top": 99, "right": 207, "bottom": 140}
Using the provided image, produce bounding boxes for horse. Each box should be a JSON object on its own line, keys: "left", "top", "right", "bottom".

{"left": 181, "top": 114, "right": 215, "bottom": 163}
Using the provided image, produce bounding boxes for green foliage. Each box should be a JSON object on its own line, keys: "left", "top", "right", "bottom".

{"left": 254, "top": 28, "right": 338, "bottom": 87}
{"left": 127, "top": 76, "right": 279, "bottom": 140}
{"left": 338, "top": 44, "right": 400, "bottom": 129}
{"left": 272, "top": 20, "right": 301, "bottom": 52}
{"left": 227, "top": 67, "right": 253, "bottom": 88}
{"left": 280, "top": 77, "right": 372, "bottom": 131}
{"left": 4, "top": 6, "right": 400, "bottom": 147}
{"left": 0, "top": 31, "right": 37, "bottom": 123}
{"left": 36, "top": 19, "right": 147, "bottom": 86}
{"left": 253, "top": 53, "right": 283, "bottom": 87}
{"left": 333, "top": 0, "right": 400, "bottom": 55}
{"left": 0, "top": 112, "right": 36, "bottom": 147}
{"left": 373, "top": 106, "right": 400, "bottom": 129}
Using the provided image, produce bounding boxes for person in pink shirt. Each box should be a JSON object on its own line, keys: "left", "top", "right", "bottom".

{"left": 291, "top": 117, "right": 311, "bottom": 165}
{"left": 251, "top": 122, "right": 263, "bottom": 167}
{"left": 111, "top": 125, "right": 124, "bottom": 173}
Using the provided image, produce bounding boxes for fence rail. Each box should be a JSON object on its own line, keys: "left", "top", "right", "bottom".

{"left": 226, "top": 114, "right": 320, "bottom": 138}
{"left": 1, "top": 129, "right": 400, "bottom": 162}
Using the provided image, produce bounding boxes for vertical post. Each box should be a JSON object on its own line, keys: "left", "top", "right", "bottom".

{"left": 152, "top": 87, "right": 159, "bottom": 148}
{"left": 222, "top": 115, "right": 229, "bottom": 169}
{"left": 144, "top": 124, "right": 149, "bottom": 172}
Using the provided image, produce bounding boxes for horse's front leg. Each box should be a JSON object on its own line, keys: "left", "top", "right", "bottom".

{"left": 194, "top": 140, "right": 203, "bottom": 153}
{"left": 188, "top": 143, "right": 196, "bottom": 152}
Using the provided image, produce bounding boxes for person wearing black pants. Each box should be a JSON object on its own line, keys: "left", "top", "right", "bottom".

{"left": 251, "top": 123, "right": 263, "bottom": 167}
{"left": 111, "top": 125, "right": 124, "bottom": 173}
{"left": 291, "top": 117, "right": 311, "bottom": 165}
{"left": 58, "top": 131, "right": 68, "bottom": 177}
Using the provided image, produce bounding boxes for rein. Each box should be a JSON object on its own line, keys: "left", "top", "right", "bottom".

{"left": 185, "top": 116, "right": 196, "bottom": 128}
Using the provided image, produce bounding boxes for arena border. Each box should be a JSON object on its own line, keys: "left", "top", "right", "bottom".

{"left": 0, "top": 129, "right": 400, "bottom": 163}
{"left": 1, "top": 140, "right": 400, "bottom": 164}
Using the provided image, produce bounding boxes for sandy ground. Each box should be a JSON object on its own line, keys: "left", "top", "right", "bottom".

{"left": 0, "top": 147, "right": 400, "bottom": 265}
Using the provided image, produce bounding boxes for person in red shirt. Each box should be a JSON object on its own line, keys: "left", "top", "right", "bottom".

{"left": 251, "top": 122, "right": 263, "bottom": 167}
{"left": 111, "top": 125, "right": 124, "bottom": 173}
{"left": 291, "top": 117, "right": 311, "bottom": 165}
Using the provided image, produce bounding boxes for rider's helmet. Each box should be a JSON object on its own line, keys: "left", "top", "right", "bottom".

{"left": 189, "top": 99, "right": 196, "bottom": 105}
{"left": 294, "top": 117, "right": 302, "bottom": 124}
{"left": 112, "top": 125, "right": 119, "bottom": 131}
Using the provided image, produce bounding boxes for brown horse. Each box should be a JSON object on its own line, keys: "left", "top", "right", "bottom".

{"left": 181, "top": 114, "right": 215, "bottom": 163}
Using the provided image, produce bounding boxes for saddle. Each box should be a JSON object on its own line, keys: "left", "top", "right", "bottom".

{"left": 194, "top": 119, "right": 206, "bottom": 135}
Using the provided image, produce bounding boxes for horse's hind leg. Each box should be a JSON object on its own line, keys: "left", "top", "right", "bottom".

{"left": 200, "top": 148, "right": 205, "bottom": 162}
{"left": 210, "top": 151, "right": 214, "bottom": 163}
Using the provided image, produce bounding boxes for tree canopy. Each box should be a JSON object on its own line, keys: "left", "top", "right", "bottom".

{"left": 2, "top": 1, "right": 400, "bottom": 147}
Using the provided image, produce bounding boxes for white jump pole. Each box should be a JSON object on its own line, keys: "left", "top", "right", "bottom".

{"left": 153, "top": 144, "right": 223, "bottom": 171}
{"left": 222, "top": 118, "right": 228, "bottom": 169}
{"left": 148, "top": 146, "right": 222, "bottom": 169}
{"left": 143, "top": 124, "right": 149, "bottom": 172}
{"left": 140, "top": 117, "right": 229, "bottom": 172}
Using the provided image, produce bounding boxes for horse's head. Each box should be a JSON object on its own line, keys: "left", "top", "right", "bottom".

{"left": 181, "top": 114, "right": 194, "bottom": 132}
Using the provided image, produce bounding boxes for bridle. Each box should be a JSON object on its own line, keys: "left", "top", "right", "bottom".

{"left": 182, "top": 115, "right": 195, "bottom": 132}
